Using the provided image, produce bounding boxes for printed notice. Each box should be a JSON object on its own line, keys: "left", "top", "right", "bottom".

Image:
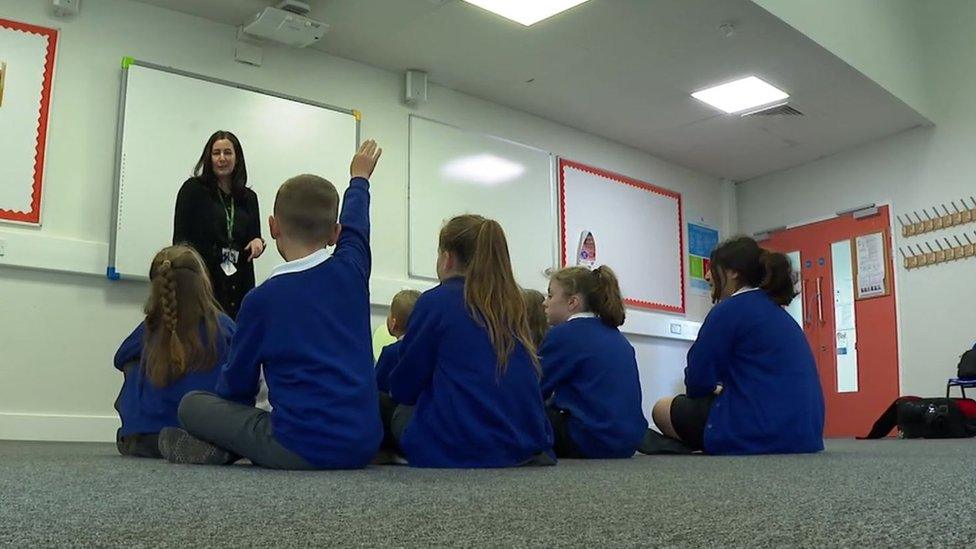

{"left": 855, "top": 232, "right": 887, "bottom": 299}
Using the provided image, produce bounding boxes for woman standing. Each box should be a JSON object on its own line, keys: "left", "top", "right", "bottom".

{"left": 173, "top": 131, "right": 264, "bottom": 319}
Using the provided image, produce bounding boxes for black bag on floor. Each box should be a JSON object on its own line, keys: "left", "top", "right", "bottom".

{"left": 859, "top": 396, "right": 976, "bottom": 439}
{"left": 958, "top": 349, "right": 976, "bottom": 379}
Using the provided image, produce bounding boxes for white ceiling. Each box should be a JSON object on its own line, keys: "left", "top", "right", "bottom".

{"left": 130, "top": 0, "right": 929, "bottom": 181}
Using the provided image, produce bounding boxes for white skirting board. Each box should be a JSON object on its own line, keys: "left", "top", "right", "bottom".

{"left": 0, "top": 412, "right": 119, "bottom": 443}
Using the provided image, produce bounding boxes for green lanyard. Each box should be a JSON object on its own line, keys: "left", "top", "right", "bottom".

{"left": 218, "top": 191, "right": 235, "bottom": 242}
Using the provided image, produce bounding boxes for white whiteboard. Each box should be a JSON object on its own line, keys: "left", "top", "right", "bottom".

{"left": 111, "top": 62, "right": 358, "bottom": 281}
{"left": 560, "top": 159, "right": 684, "bottom": 314}
{"left": 408, "top": 116, "right": 555, "bottom": 290}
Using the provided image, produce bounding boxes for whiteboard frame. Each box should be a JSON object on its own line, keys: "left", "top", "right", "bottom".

{"left": 107, "top": 59, "right": 361, "bottom": 280}
{"left": 406, "top": 114, "right": 558, "bottom": 284}
{"left": 558, "top": 158, "right": 686, "bottom": 314}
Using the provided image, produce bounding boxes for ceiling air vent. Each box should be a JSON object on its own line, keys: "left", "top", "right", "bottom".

{"left": 741, "top": 103, "right": 804, "bottom": 117}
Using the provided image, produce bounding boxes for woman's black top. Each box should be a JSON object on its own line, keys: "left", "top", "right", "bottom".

{"left": 173, "top": 176, "right": 261, "bottom": 319}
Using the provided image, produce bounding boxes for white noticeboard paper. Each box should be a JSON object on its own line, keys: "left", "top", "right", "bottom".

{"left": 559, "top": 159, "right": 684, "bottom": 314}
{"left": 855, "top": 232, "right": 887, "bottom": 299}
{"left": 0, "top": 19, "right": 57, "bottom": 224}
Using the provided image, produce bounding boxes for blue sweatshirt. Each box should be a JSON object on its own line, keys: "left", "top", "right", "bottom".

{"left": 375, "top": 340, "right": 402, "bottom": 394}
{"left": 686, "top": 289, "right": 825, "bottom": 455}
{"left": 214, "top": 177, "right": 383, "bottom": 469}
{"left": 114, "top": 314, "right": 236, "bottom": 437}
{"left": 540, "top": 317, "right": 647, "bottom": 458}
{"left": 389, "top": 277, "right": 554, "bottom": 468}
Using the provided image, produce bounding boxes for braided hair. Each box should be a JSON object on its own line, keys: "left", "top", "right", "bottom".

{"left": 143, "top": 246, "right": 223, "bottom": 387}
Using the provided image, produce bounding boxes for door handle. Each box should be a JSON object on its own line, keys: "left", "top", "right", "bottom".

{"left": 802, "top": 279, "right": 812, "bottom": 325}
{"left": 816, "top": 276, "right": 825, "bottom": 326}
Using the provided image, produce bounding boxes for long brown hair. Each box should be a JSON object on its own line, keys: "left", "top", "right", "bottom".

{"left": 439, "top": 215, "right": 539, "bottom": 374}
{"left": 550, "top": 265, "right": 626, "bottom": 327}
{"left": 709, "top": 236, "right": 796, "bottom": 306}
{"left": 522, "top": 289, "right": 549, "bottom": 349}
{"left": 143, "top": 245, "right": 224, "bottom": 387}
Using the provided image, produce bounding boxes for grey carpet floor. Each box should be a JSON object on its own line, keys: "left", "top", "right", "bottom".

{"left": 2, "top": 439, "right": 975, "bottom": 548}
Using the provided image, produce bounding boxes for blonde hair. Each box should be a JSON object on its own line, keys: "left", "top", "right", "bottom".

{"left": 143, "top": 245, "right": 223, "bottom": 387}
{"left": 439, "top": 215, "right": 539, "bottom": 374}
{"left": 522, "top": 289, "right": 548, "bottom": 349}
{"left": 550, "top": 265, "right": 626, "bottom": 327}
{"left": 390, "top": 289, "right": 422, "bottom": 336}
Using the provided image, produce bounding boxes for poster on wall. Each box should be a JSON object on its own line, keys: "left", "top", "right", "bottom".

{"left": 688, "top": 222, "right": 719, "bottom": 296}
{"left": 854, "top": 231, "right": 889, "bottom": 300}
{"left": 0, "top": 18, "right": 58, "bottom": 224}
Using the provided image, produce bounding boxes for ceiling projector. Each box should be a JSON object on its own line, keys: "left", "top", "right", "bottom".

{"left": 241, "top": 1, "right": 329, "bottom": 48}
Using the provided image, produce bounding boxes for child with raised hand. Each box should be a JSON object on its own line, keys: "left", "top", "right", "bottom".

{"left": 114, "top": 245, "right": 235, "bottom": 458}
{"left": 540, "top": 265, "right": 647, "bottom": 459}
{"left": 385, "top": 215, "right": 554, "bottom": 468}
{"left": 159, "top": 140, "right": 385, "bottom": 470}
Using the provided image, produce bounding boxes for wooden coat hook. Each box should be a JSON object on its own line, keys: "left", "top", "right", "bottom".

{"left": 901, "top": 230, "right": 976, "bottom": 269}
{"left": 898, "top": 197, "right": 976, "bottom": 238}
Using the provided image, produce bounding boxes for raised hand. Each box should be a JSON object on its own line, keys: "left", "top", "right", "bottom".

{"left": 350, "top": 139, "right": 383, "bottom": 180}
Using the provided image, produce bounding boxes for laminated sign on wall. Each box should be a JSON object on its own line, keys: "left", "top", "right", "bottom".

{"left": 854, "top": 231, "right": 890, "bottom": 300}
{"left": 688, "top": 222, "right": 719, "bottom": 295}
{"left": 0, "top": 18, "right": 58, "bottom": 224}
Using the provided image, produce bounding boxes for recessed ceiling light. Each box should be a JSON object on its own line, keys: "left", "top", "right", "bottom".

{"left": 691, "top": 76, "right": 789, "bottom": 114}
{"left": 462, "top": 0, "right": 591, "bottom": 26}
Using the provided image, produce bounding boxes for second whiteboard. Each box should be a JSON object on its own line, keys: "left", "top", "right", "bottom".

{"left": 408, "top": 116, "right": 556, "bottom": 290}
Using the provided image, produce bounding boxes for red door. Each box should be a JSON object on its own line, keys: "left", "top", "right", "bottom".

{"left": 762, "top": 205, "right": 899, "bottom": 437}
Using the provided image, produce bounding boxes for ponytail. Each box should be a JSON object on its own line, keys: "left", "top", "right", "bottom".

{"left": 759, "top": 250, "right": 797, "bottom": 306}
{"left": 439, "top": 215, "right": 539, "bottom": 374}
{"left": 550, "top": 265, "right": 626, "bottom": 327}
{"left": 144, "top": 245, "right": 222, "bottom": 387}
{"left": 710, "top": 236, "right": 797, "bottom": 306}
{"left": 591, "top": 266, "right": 626, "bottom": 327}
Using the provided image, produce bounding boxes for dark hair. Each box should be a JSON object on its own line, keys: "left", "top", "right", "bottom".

{"left": 550, "top": 265, "right": 626, "bottom": 327}
{"left": 273, "top": 174, "right": 340, "bottom": 246}
{"left": 522, "top": 288, "right": 549, "bottom": 349}
{"left": 193, "top": 131, "right": 248, "bottom": 195}
{"left": 709, "top": 236, "right": 796, "bottom": 306}
{"left": 439, "top": 215, "right": 539, "bottom": 374}
{"left": 143, "top": 245, "right": 223, "bottom": 388}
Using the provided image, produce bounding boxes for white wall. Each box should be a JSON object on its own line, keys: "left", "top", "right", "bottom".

{"left": 0, "top": 0, "right": 727, "bottom": 441}
{"left": 738, "top": 0, "right": 976, "bottom": 398}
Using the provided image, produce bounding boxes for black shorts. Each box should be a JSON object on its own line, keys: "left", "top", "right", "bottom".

{"left": 546, "top": 406, "right": 582, "bottom": 459}
{"left": 670, "top": 394, "right": 716, "bottom": 451}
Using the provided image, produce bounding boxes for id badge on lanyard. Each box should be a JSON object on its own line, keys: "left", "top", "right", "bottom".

{"left": 219, "top": 192, "right": 238, "bottom": 277}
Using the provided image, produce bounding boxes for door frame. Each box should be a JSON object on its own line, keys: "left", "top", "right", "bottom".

{"left": 757, "top": 200, "right": 904, "bottom": 397}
